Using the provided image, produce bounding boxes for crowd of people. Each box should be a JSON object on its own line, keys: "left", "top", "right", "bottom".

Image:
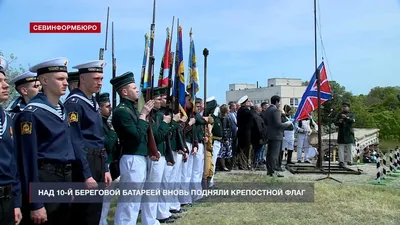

{"left": 0, "top": 54, "right": 356, "bottom": 225}
{"left": 216, "top": 95, "right": 356, "bottom": 176}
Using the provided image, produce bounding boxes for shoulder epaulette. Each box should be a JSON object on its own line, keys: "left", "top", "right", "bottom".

{"left": 65, "top": 97, "right": 79, "bottom": 104}
{"left": 23, "top": 105, "right": 38, "bottom": 113}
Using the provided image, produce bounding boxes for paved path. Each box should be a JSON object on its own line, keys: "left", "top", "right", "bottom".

{"left": 215, "top": 162, "right": 400, "bottom": 187}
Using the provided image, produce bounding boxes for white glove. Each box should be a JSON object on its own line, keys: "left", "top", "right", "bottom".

{"left": 298, "top": 128, "right": 304, "bottom": 133}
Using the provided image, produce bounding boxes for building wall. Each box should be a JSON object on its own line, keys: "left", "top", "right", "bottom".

{"left": 226, "top": 78, "right": 306, "bottom": 108}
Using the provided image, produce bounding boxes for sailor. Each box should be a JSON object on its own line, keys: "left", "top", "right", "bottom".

{"left": 64, "top": 60, "right": 111, "bottom": 225}
{"left": 15, "top": 57, "right": 75, "bottom": 225}
{"left": 236, "top": 95, "right": 253, "bottom": 170}
{"left": 6, "top": 71, "right": 41, "bottom": 120}
{"left": 140, "top": 87, "right": 174, "bottom": 224}
{"left": 179, "top": 92, "right": 197, "bottom": 206}
{"left": 296, "top": 114, "right": 317, "bottom": 163}
{"left": 98, "top": 92, "right": 120, "bottom": 225}
{"left": 205, "top": 96, "right": 222, "bottom": 188}
{"left": 156, "top": 86, "right": 182, "bottom": 222}
{"left": 67, "top": 71, "right": 79, "bottom": 92}
{"left": 109, "top": 72, "right": 154, "bottom": 225}
{"left": 0, "top": 56, "right": 22, "bottom": 225}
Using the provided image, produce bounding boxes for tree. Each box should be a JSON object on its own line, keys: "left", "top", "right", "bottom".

{"left": 0, "top": 51, "right": 27, "bottom": 107}
{"left": 319, "top": 81, "right": 353, "bottom": 126}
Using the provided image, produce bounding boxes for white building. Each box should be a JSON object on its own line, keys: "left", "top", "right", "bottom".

{"left": 226, "top": 78, "right": 307, "bottom": 108}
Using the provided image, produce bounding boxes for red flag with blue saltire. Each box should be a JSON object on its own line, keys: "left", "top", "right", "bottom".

{"left": 293, "top": 62, "right": 332, "bottom": 121}
{"left": 158, "top": 27, "right": 171, "bottom": 87}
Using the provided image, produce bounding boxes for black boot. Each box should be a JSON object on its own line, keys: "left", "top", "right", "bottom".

{"left": 287, "top": 150, "right": 295, "bottom": 164}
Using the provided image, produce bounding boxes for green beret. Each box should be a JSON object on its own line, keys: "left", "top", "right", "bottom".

{"left": 68, "top": 71, "right": 80, "bottom": 83}
{"left": 342, "top": 102, "right": 350, "bottom": 107}
{"left": 96, "top": 92, "right": 110, "bottom": 104}
{"left": 110, "top": 71, "right": 135, "bottom": 91}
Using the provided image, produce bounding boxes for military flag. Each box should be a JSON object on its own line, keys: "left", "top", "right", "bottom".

{"left": 187, "top": 28, "right": 199, "bottom": 106}
{"left": 172, "top": 25, "right": 187, "bottom": 116}
{"left": 138, "top": 33, "right": 150, "bottom": 110}
{"left": 158, "top": 28, "right": 171, "bottom": 87}
{"left": 294, "top": 62, "right": 332, "bottom": 121}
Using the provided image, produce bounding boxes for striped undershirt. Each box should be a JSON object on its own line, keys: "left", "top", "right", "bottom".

{"left": 0, "top": 117, "right": 2, "bottom": 136}
{"left": 55, "top": 105, "right": 63, "bottom": 118}
{"left": 89, "top": 98, "right": 94, "bottom": 107}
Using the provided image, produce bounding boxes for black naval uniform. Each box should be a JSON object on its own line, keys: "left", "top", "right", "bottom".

{"left": 0, "top": 106, "right": 22, "bottom": 225}
{"left": 64, "top": 88, "right": 108, "bottom": 225}
{"left": 6, "top": 96, "right": 27, "bottom": 121}
{"left": 15, "top": 93, "right": 76, "bottom": 225}
{"left": 236, "top": 106, "right": 253, "bottom": 169}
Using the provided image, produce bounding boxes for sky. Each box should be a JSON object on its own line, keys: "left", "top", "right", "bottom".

{"left": 1, "top": 0, "right": 400, "bottom": 104}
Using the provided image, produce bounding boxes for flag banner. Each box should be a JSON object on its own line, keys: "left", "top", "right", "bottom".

{"left": 294, "top": 62, "right": 332, "bottom": 121}
{"left": 187, "top": 28, "right": 199, "bottom": 107}
{"left": 158, "top": 28, "right": 171, "bottom": 87}
{"left": 171, "top": 25, "right": 187, "bottom": 116}
{"left": 138, "top": 34, "right": 150, "bottom": 110}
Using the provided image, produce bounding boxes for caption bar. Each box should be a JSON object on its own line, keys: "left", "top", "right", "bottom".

{"left": 30, "top": 182, "right": 314, "bottom": 203}
{"left": 30, "top": 22, "right": 101, "bottom": 33}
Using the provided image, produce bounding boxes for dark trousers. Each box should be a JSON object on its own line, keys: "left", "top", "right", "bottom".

{"left": 266, "top": 140, "right": 282, "bottom": 173}
{"left": 21, "top": 163, "right": 72, "bottom": 225}
{"left": 231, "top": 136, "right": 237, "bottom": 157}
{"left": 0, "top": 185, "right": 14, "bottom": 225}
{"left": 70, "top": 150, "right": 105, "bottom": 225}
{"left": 252, "top": 143, "right": 264, "bottom": 166}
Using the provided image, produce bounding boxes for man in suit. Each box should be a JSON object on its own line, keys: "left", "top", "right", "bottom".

{"left": 228, "top": 101, "right": 237, "bottom": 162}
{"left": 265, "top": 95, "right": 292, "bottom": 177}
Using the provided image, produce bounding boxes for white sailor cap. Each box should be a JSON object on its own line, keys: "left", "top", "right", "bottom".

{"left": 206, "top": 96, "right": 215, "bottom": 102}
{"left": 9, "top": 71, "right": 38, "bottom": 86}
{"left": 29, "top": 57, "right": 68, "bottom": 76}
{"left": 72, "top": 60, "right": 106, "bottom": 74}
{"left": 0, "top": 56, "right": 9, "bottom": 75}
{"left": 238, "top": 95, "right": 249, "bottom": 105}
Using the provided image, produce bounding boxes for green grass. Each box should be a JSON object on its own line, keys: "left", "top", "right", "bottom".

{"left": 379, "top": 139, "right": 400, "bottom": 151}
{"left": 106, "top": 173, "right": 400, "bottom": 225}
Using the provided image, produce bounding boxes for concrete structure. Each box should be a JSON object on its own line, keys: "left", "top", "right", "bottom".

{"left": 321, "top": 128, "right": 380, "bottom": 161}
{"left": 226, "top": 78, "right": 306, "bottom": 108}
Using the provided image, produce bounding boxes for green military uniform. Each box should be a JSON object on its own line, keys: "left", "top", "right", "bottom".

{"left": 336, "top": 105, "right": 355, "bottom": 144}
{"left": 335, "top": 102, "right": 355, "bottom": 166}
{"left": 195, "top": 113, "right": 206, "bottom": 144}
{"left": 211, "top": 115, "right": 223, "bottom": 140}
{"left": 96, "top": 93, "right": 119, "bottom": 164}
{"left": 110, "top": 72, "right": 149, "bottom": 156}
{"left": 206, "top": 99, "right": 222, "bottom": 141}
{"left": 141, "top": 88, "right": 170, "bottom": 157}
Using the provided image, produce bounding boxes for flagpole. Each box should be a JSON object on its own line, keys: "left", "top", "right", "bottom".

{"left": 315, "top": 0, "right": 323, "bottom": 168}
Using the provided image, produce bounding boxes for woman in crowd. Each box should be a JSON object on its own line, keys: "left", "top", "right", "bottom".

{"left": 217, "top": 104, "right": 233, "bottom": 171}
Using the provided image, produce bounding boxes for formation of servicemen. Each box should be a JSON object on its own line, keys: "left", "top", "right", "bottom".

{"left": 0, "top": 55, "right": 223, "bottom": 225}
